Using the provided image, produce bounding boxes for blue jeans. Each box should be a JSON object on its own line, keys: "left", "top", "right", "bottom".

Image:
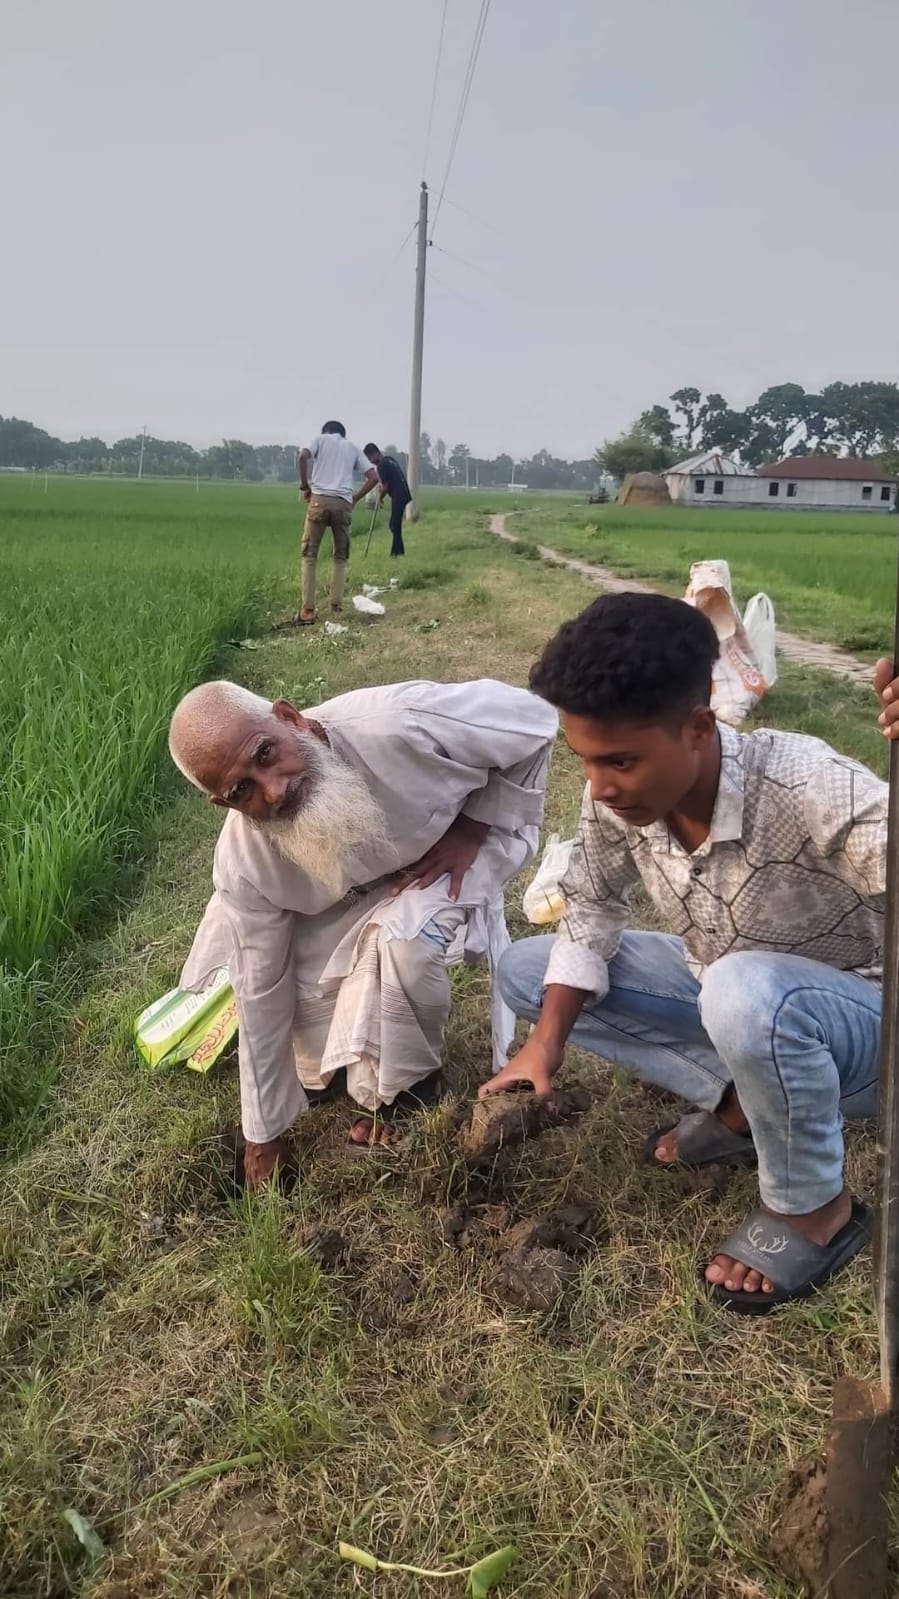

{"left": 499, "top": 933, "right": 881, "bottom": 1214}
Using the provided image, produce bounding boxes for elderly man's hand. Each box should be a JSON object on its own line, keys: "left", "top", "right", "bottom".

{"left": 243, "top": 1135, "right": 292, "bottom": 1191}
{"left": 876, "top": 659, "right": 899, "bottom": 739}
{"left": 394, "top": 815, "right": 489, "bottom": 901}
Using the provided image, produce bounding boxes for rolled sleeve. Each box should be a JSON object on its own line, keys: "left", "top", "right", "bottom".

{"left": 462, "top": 758, "right": 551, "bottom": 831}
{"left": 542, "top": 792, "right": 639, "bottom": 1000}
{"left": 544, "top": 935, "right": 611, "bottom": 999}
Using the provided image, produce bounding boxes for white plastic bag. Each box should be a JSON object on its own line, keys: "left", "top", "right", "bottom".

{"left": 352, "top": 594, "right": 385, "bottom": 617}
{"left": 522, "top": 833, "right": 573, "bottom": 925}
{"left": 742, "top": 592, "right": 778, "bottom": 689}
{"left": 684, "top": 560, "right": 773, "bottom": 726}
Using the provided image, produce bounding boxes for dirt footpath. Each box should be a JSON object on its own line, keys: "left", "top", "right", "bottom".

{"left": 490, "top": 512, "right": 876, "bottom": 687}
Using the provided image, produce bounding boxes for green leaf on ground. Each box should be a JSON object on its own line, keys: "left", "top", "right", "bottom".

{"left": 468, "top": 1545, "right": 517, "bottom": 1595}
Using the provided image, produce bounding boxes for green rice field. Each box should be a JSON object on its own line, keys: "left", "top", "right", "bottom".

{"left": 514, "top": 501, "right": 899, "bottom": 654}
{"left": 0, "top": 478, "right": 299, "bottom": 1145}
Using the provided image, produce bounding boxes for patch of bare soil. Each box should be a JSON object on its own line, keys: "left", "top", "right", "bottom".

{"left": 769, "top": 1457, "right": 827, "bottom": 1591}
{"left": 443, "top": 1199, "right": 603, "bottom": 1313}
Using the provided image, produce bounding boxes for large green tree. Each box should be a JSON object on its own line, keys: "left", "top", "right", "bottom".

{"left": 596, "top": 423, "right": 673, "bottom": 480}
{"left": 669, "top": 387, "right": 703, "bottom": 450}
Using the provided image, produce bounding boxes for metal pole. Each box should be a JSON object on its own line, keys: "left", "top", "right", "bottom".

{"left": 874, "top": 549, "right": 899, "bottom": 1407}
{"left": 406, "top": 182, "right": 429, "bottom": 523}
{"left": 364, "top": 498, "right": 381, "bottom": 557}
{"left": 137, "top": 425, "right": 147, "bottom": 481}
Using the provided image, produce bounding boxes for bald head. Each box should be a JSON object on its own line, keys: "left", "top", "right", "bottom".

{"left": 168, "top": 678, "right": 390, "bottom": 892}
{"left": 169, "top": 681, "right": 277, "bottom": 793}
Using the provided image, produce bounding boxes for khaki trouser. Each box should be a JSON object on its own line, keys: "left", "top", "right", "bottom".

{"left": 301, "top": 494, "right": 353, "bottom": 614}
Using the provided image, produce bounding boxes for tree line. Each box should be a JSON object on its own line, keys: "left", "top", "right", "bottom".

{"left": 597, "top": 381, "right": 899, "bottom": 480}
{"left": 417, "top": 434, "right": 597, "bottom": 490}
{"left": 0, "top": 414, "right": 600, "bottom": 491}
{"left": 0, "top": 418, "right": 302, "bottom": 481}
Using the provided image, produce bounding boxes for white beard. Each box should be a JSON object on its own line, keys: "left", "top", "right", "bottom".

{"left": 258, "top": 734, "right": 391, "bottom": 895}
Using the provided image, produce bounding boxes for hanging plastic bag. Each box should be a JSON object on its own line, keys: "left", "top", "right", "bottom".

{"left": 522, "top": 833, "right": 574, "bottom": 925}
{"left": 134, "top": 967, "right": 238, "bottom": 1074}
{"left": 684, "top": 560, "right": 774, "bottom": 726}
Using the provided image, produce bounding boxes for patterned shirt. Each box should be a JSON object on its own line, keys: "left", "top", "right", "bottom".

{"left": 545, "top": 724, "right": 887, "bottom": 997}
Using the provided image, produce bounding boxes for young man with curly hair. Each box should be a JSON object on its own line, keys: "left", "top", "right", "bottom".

{"left": 484, "top": 591, "right": 899, "bottom": 1314}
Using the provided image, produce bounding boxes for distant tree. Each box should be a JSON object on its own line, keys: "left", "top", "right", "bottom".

{"left": 63, "top": 436, "right": 108, "bottom": 473}
{"left": 799, "top": 393, "right": 833, "bottom": 454}
{"left": 254, "top": 444, "right": 297, "bottom": 482}
{"left": 596, "top": 423, "right": 673, "bottom": 480}
{"left": 419, "top": 432, "right": 433, "bottom": 483}
{"left": 448, "top": 442, "right": 471, "bottom": 484}
{"left": 435, "top": 437, "right": 447, "bottom": 483}
{"left": 638, "top": 404, "right": 676, "bottom": 449}
{"left": 751, "top": 383, "right": 807, "bottom": 456}
{"left": 669, "top": 387, "right": 703, "bottom": 450}
{"left": 700, "top": 405, "right": 753, "bottom": 456}
{"left": 821, "top": 380, "right": 899, "bottom": 456}
{"left": 741, "top": 419, "right": 782, "bottom": 468}
{"left": 0, "top": 416, "right": 62, "bottom": 469}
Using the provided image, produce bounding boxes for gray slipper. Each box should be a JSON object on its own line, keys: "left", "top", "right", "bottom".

{"left": 704, "top": 1199, "right": 871, "bottom": 1316}
{"left": 644, "top": 1110, "right": 757, "bottom": 1170}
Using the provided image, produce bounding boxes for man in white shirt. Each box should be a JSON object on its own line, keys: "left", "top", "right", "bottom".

{"left": 168, "top": 676, "right": 557, "bottom": 1189}
{"left": 297, "top": 421, "right": 378, "bottom": 625}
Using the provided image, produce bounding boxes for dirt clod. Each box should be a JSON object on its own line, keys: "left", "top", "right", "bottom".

{"left": 769, "top": 1456, "right": 827, "bottom": 1590}
{"left": 383, "top": 1264, "right": 416, "bottom": 1304}
{"left": 462, "top": 1087, "right": 591, "bottom": 1164}
{"left": 498, "top": 1207, "right": 600, "bottom": 1258}
{"left": 489, "top": 1204, "right": 602, "bottom": 1312}
{"left": 300, "top": 1224, "right": 348, "bottom": 1267}
{"left": 494, "top": 1246, "right": 579, "bottom": 1312}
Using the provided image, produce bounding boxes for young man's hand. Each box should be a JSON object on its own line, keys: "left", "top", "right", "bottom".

{"left": 478, "top": 1033, "right": 562, "bottom": 1099}
{"left": 876, "top": 659, "right": 899, "bottom": 738}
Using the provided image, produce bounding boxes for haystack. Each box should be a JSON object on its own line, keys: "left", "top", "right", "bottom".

{"left": 617, "top": 471, "right": 671, "bottom": 507}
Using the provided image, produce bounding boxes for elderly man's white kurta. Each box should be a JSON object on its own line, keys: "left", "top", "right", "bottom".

{"left": 180, "top": 680, "right": 557, "bottom": 1142}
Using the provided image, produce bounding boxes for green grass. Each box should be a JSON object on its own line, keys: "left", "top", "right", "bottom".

{"left": 512, "top": 500, "right": 899, "bottom": 654}
{"left": 0, "top": 483, "right": 893, "bottom": 1597}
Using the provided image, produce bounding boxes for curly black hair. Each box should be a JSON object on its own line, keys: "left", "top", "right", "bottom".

{"left": 530, "top": 592, "right": 719, "bottom": 725}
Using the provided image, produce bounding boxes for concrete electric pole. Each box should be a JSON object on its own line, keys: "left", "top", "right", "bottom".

{"left": 406, "top": 182, "right": 429, "bottom": 522}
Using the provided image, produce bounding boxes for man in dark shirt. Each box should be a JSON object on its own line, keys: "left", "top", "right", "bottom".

{"left": 364, "top": 444, "right": 412, "bottom": 557}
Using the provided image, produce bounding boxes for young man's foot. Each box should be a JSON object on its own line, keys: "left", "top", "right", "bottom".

{"left": 705, "top": 1186, "right": 854, "bottom": 1295}
{"left": 653, "top": 1085, "right": 750, "bottom": 1164}
{"left": 298, "top": 609, "right": 316, "bottom": 627}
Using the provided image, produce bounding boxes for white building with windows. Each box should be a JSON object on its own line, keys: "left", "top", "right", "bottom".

{"left": 665, "top": 450, "right": 755, "bottom": 505}
{"left": 665, "top": 451, "right": 896, "bottom": 511}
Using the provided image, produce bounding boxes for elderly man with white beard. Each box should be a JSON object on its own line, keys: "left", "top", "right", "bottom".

{"left": 168, "top": 677, "right": 558, "bottom": 1188}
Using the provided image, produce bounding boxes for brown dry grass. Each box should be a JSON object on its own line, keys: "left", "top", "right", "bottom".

{"left": 0, "top": 504, "right": 891, "bottom": 1598}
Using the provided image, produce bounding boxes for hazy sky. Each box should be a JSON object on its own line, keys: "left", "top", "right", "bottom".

{"left": 3, "top": 0, "right": 897, "bottom": 458}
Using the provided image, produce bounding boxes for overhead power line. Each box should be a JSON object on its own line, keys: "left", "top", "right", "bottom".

{"left": 431, "top": 0, "right": 492, "bottom": 238}
{"left": 421, "top": 0, "right": 450, "bottom": 180}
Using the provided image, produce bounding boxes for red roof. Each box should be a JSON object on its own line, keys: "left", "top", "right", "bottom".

{"left": 758, "top": 456, "right": 896, "bottom": 483}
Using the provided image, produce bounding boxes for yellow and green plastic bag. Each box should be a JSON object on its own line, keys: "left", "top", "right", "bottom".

{"left": 134, "top": 967, "right": 238, "bottom": 1074}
